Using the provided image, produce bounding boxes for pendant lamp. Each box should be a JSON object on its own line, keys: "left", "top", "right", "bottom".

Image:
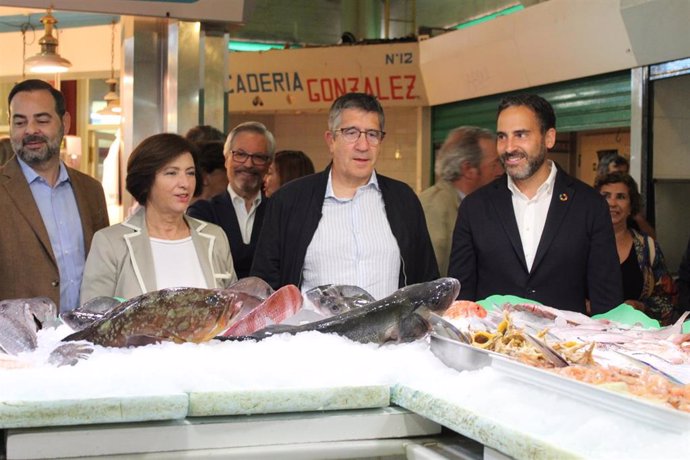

{"left": 24, "top": 9, "right": 72, "bottom": 74}
{"left": 97, "top": 20, "right": 121, "bottom": 118}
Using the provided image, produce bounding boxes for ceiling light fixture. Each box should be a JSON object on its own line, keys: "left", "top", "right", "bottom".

{"left": 97, "top": 19, "right": 121, "bottom": 117}
{"left": 24, "top": 8, "right": 71, "bottom": 74}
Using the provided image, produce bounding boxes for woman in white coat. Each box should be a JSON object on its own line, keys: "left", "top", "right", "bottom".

{"left": 81, "top": 133, "right": 237, "bottom": 302}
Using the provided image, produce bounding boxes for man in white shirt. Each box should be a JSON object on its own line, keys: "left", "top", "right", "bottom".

{"left": 188, "top": 121, "right": 275, "bottom": 278}
{"left": 448, "top": 94, "right": 622, "bottom": 315}
{"left": 0, "top": 79, "right": 109, "bottom": 311}
{"left": 251, "top": 93, "right": 438, "bottom": 298}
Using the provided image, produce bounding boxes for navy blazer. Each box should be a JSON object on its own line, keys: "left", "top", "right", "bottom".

{"left": 448, "top": 167, "right": 622, "bottom": 315}
{"left": 187, "top": 191, "right": 266, "bottom": 279}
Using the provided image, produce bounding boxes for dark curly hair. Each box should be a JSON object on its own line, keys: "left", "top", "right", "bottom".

{"left": 594, "top": 172, "right": 642, "bottom": 219}
{"left": 126, "top": 133, "right": 202, "bottom": 205}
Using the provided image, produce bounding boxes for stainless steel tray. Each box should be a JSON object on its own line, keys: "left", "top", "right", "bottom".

{"left": 430, "top": 333, "right": 499, "bottom": 372}
{"left": 491, "top": 354, "right": 690, "bottom": 433}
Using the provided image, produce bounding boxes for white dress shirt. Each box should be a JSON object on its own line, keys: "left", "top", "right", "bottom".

{"left": 507, "top": 160, "right": 557, "bottom": 272}
{"left": 301, "top": 171, "right": 401, "bottom": 300}
{"left": 228, "top": 186, "right": 262, "bottom": 244}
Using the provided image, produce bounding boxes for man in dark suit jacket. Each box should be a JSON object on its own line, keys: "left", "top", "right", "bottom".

{"left": 188, "top": 122, "right": 274, "bottom": 279}
{"left": 0, "top": 80, "right": 109, "bottom": 311}
{"left": 448, "top": 94, "right": 622, "bottom": 315}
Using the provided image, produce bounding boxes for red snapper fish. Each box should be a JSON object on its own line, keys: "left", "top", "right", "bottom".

{"left": 443, "top": 300, "right": 487, "bottom": 319}
{"left": 221, "top": 285, "right": 303, "bottom": 337}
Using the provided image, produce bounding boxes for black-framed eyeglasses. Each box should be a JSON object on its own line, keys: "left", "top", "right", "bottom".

{"left": 334, "top": 127, "right": 386, "bottom": 145}
{"left": 231, "top": 150, "right": 271, "bottom": 166}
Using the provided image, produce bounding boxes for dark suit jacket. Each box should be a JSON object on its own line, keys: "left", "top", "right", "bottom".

{"left": 448, "top": 167, "right": 622, "bottom": 315}
{"left": 0, "top": 157, "right": 109, "bottom": 309}
{"left": 250, "top": 167, "right": 439, "bottom": 290}
{"left": 187, "top": 191, "right": 266, "bottom": 279}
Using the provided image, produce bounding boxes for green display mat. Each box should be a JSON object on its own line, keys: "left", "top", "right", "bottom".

{"left": 477, "top": 295, "right": 690, "bottom": 332}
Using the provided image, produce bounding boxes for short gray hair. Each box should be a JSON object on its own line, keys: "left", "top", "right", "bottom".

{"left": 435, "top": 126, "right": 495, "bottom": 182}
{"left": 224, "top": 121, "right": 276, "bottom": 158}
{"left": 327, "top": 93, "right": 385, "bottom": 132}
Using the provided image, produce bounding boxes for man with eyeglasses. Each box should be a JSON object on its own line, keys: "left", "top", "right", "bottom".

{"left": 251, "top": 92, "right": 438, "bottom": 299}
{"left": 188, "top": 121, "right": 275, "bottom": 278}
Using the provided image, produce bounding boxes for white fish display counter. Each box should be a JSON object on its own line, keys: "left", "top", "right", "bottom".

{"left": 1, "top": 281, "right": 688, "bottom": 459}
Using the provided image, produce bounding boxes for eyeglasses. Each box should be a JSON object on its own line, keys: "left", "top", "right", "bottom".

{"left": 231, "top": 150, "right": 271, "bottom": 166}
{"left": 334, "top": 127, "right": 386, "bottom": 145}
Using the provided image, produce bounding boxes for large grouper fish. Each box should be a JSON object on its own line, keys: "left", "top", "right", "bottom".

{"left": 63, "top": 287, "right": 249, "bottom": 347}
{"left": 219, "top": 277, "right": 461, "bottom": 345}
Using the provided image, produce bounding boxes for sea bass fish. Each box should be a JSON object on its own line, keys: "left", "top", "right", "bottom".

{"left": 224, "top": 278, "right": 460, "bottom": 345}
{"left": 305, "top": 284, "right": 375, "bottom": 317}
{"left": 63, "top": 287, "right": 248, "bottom": 347}
{"left": 0, "top": 297, "right": 58, "bottom": 355}
{"left": 222, "top": 285, "right": 303, "bottom": 336}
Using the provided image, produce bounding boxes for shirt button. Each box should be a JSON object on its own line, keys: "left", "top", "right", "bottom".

{"left": 51, "top": 280, "right": 60, "bottom": 287}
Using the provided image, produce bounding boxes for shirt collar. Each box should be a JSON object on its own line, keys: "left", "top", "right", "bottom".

{"left": 17, "top": 156, "right": 70, "bottom": 186}
{"left": 325, "top": 170, "right": 380, "bottom": 199}
{"left": 507, "top": 160, "right": 557, "bottom": 199}
{"left": 227, "top": 184, "right": 262, "bottom": 206}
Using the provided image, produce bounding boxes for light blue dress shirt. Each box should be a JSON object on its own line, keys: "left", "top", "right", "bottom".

{"left": 18, "top": 157, "right": 85, "bottom": 311}
{"left": 301, "top": 171, "right": 401, "bottom": 300}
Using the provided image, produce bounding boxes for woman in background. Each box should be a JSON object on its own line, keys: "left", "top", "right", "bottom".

{"left": 81, "top": 133, "right": 236, "bottom": 302}
{"left": 263, "top": 150, "right": 315, "bottom": 197}
{"left": 190, "top": 141, "right": 229, "bottom": 204}
{"left": 595, "top": 172, "right": 675, "bottom": 324}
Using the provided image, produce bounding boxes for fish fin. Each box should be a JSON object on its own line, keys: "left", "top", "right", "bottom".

{"left": 395, "top": 314, "right": 431, "bottom": 343}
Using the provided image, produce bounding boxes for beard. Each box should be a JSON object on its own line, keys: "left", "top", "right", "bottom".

{"left": 12, "top": 126, "right": 64, "bottom": 166}
{"left": 230, "top": 165, "right": 263, "bottom": 197}
{"left": 500, "top": 143, "right": 547, "bottom": 181}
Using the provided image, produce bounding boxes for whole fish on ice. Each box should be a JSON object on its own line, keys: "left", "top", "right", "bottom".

{"left": 0, "top": 297, "right": 58, "bottom": 354}
{"left": 221, "top": 278, "right": 460, "bottom": 345}
{"left": 305, "top": 284, "right": 375, "bottom": 316}
{"left": 63, "top": 287, "right": 250, "bottom": 347}
{"left": 0, "top": 297, "right": 91, "bottom": 368}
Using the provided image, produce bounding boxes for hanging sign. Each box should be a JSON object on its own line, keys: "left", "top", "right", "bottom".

{"left": 227, "top": 42, "right": 427, "bottom": 112}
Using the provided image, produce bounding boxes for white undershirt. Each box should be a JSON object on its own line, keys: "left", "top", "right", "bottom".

{"left": 150, "top": 236, "right": 208, "bottom": 289}
{"left": 228, "top": 186, "right": 262, "bottom": 244}
{"left": 507, "top": 160, "right": 557, "bottom": 272}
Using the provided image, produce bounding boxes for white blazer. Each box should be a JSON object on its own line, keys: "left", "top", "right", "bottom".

{"left": 80, "top": 207, "right": 237, "bottom": 302}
